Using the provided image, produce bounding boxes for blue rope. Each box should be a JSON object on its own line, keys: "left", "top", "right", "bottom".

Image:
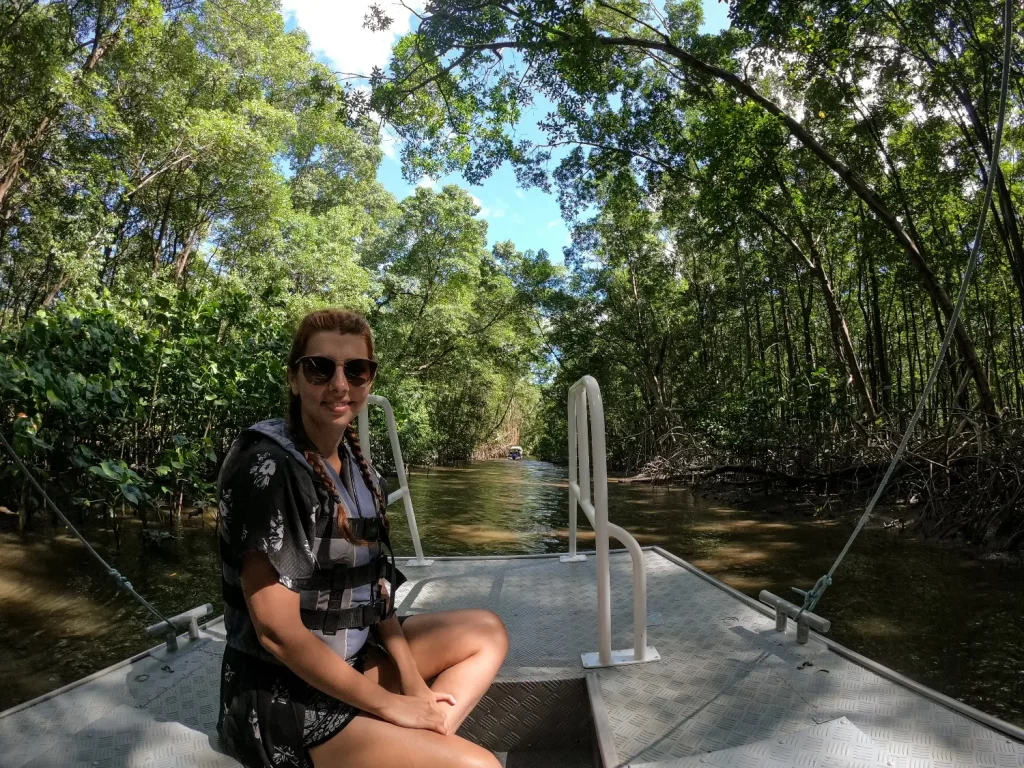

{"left": 800, "top": 0, "right": 1014, "bottom": 617}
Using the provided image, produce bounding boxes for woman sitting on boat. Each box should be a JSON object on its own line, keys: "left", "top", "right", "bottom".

{"left": 216, "top": 308, "right": 508, "bottom": 768}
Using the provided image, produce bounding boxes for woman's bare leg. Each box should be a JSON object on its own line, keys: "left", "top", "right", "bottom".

{"left": 308, "top": 714, "right": 500, "bottom": 768}
{"left": 309, "top": 609, "right": 508, "bottom": 768}
{"left": 371, "top": 609, "right": 509, "bottom": 730}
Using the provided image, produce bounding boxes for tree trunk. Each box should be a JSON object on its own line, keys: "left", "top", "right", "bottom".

{"left": 41, "top": 272, "right": 69, "bottom": 307}
{"left": 0, "top": 15, "right": 122, "bottom": 212}
{"left": 756, "top": 208, "right": 877, "bottom": 420}
{"left": 736, "top": 241, "right": 753, "bottom": 380}
{"left": 793, "top": 260, "right": 815, "bottom": 372}
{"left": 867, "top": 250, "right": 891, "bottom": 410}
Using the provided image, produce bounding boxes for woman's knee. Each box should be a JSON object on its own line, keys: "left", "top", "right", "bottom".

{"left": 457, "top": 742, "right": 502, "bottom": 768}
{"left": 474, "top": 609, "right": 508, "bottom": 655}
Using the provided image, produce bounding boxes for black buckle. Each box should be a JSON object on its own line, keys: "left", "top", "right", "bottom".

{"left": 323, "top": 596, "right": 343, "bottom": 635}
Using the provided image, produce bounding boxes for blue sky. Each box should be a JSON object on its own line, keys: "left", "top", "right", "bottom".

{"left": 282, "top": 1, "right": 731, "bottom": 259}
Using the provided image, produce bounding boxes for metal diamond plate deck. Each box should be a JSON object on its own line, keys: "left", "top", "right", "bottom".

{"left": 634, "top": 717, "right": 890, "bottom": 768}
{"left": 1, "top": 548, "right": 1022, "bottom": 768}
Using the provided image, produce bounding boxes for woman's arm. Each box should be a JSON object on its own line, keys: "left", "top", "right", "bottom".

{"left": 375, "top": 612, "right": 426, "bottom": 694}
{"left": 241, "top": 552, "right": 451, "bottom": 733}
{"left": 241, "top": 552, "right": 394, "bottom": 714}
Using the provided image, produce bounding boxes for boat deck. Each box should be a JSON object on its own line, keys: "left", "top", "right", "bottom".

{"left": 2, "top": 547, "right": 1022, "bottom": 767}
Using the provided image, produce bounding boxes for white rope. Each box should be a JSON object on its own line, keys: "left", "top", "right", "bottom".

{"left": 799, "top": 0, "right": 1014, "bottom": 616}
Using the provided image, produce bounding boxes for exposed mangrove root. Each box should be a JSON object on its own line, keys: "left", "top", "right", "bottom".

{"left": 632, "top": 416, "right": 1024, "bottom": 549}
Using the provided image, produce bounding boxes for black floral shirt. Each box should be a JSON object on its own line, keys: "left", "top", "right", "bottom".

{"left": 217, "top": 419, "right": 382, "bottom": 664}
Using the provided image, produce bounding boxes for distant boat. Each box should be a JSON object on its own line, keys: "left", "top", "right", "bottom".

{"left": 508, "top": 445, "right": 523, "bottom": 460}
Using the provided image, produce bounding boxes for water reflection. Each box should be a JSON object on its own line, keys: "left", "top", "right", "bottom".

{"left": 1, "top": 458, "right": 1022, "bottom": 728}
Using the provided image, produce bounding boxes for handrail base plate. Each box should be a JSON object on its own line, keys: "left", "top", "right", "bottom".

{"left": 582, "top": 647, "right": 660, "bottom": 669}
{"left": 403, "top": 558, "right": 434, "bottom": 567}
{"left": 559, "top": 554, "right": 587, "bottom": 562}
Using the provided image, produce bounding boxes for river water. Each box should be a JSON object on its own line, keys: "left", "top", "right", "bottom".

{"left": 1, "top": 459, "right": 1022, "bottom": 726}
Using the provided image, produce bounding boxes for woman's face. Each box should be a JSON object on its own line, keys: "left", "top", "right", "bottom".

{"left": 289, "top": 331, "right": 373, "bottom": 434}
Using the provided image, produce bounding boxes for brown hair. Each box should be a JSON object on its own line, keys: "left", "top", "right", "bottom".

{"left": 286, "top": 309, "right": 388, "bottom": 544}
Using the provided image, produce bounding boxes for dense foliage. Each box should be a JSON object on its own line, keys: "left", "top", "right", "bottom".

{"left": 0, "top": 0, "right": 552, "bottom": 531}
{"left": 374, "top": 0, "right": 1024, "bottom": 544}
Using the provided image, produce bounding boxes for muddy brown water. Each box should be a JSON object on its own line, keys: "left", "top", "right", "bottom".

{"left": 1, "top": 459, "right": 1022, "bottom": 726}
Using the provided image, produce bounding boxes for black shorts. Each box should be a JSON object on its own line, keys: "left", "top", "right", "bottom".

{"left": 218, "top": 617, "right": 410, "bottom": 768}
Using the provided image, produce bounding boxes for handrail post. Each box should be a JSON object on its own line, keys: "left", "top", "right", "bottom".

{"left": 359, "top": 396, "right": 432, "bottom": 567}
{"left": 568, "top": 376, "right": 659, "bottom": 669}
{"left": 561, "top": 390, "right": 586, "bottom": 564}
{"left": 583, "top": 387, "right": 613, "bottom": 667}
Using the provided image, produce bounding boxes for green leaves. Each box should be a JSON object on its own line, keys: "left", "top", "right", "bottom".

{"left": 87, "top": 459, "right": 149, "bottom": 509}
{"left": 365, "top": 184, "right": 552, "bottom": 463}
{"left": 0, "top": 283, "right": 289, "bottom": 518}
{"left": 89, "top": 460, "right": 125, "bottom": 482}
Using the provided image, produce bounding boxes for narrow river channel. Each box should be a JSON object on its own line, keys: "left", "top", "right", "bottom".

{"left": 1, "top": 459, "right": 1022, "bottom": 727}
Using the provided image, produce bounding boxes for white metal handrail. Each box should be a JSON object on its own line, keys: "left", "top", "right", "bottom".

{"left": 565, "top": 376, "right": 658, "bottom": 668}
{"left": 357, "top": 395, "right": 432, "bottom": 567}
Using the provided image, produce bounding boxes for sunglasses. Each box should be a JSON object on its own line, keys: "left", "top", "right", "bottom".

{"left": 294, "top": 356, "right": 378, "bottom": 387}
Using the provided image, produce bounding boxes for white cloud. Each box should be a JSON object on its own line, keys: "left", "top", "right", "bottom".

{"left": 546, "top": 219, "right": 560, "bottom": 228}
{"left": 416, "top": 175, "right": 438, "bottom": 189}
{"left": 514, "top": 189, "right": 525, "bottom": 199}
{"left": 281, "top": 1, "right": 420, "bottom": 77}
{"left": 470, "top": 194, "right": 491, "bottom": 218}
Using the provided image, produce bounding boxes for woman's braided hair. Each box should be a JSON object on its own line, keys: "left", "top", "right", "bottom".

{"left": 286, "top": 309, "right": 389, "bottom": 544}
{"left": 344, "top": 424, "right": 389, "bottom": 530}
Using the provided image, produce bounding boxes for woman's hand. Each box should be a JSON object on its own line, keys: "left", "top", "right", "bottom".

{"left": 407, "top": 679, "right": 456, "bottom": 709}
{"left": 380, "top": 688, "right": 456, "bottom": 735}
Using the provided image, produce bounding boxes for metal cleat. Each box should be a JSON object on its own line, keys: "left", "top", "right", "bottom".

{"left": 759, "top": 591, "right": 830, "bottom": 644}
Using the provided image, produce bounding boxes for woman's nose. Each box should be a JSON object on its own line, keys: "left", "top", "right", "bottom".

{"left": 329, "top": 367, "right": 350, "bottom": 392}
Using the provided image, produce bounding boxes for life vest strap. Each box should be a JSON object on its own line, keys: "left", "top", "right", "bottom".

{"left": 300, "top": 599, "right": 389, "bottom": 635}
{"left": 219, "top": 556, "right": 392, "bottom": 605}
{"left": 292, "top": 556, "right": 392, "bottom": 592}
{"left": 316, "top": 509, "right": 383, "bottom": 541}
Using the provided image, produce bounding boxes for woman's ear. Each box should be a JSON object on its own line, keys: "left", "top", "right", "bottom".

{"left": 288, "top": 370, "right": 299, "bottom": 397}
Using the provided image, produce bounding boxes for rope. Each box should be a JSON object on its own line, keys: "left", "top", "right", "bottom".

{"left": 0, "top": 430, "right": 178, "bottom": 639}
{"left": 798, "top": 0, "right": 1014, "bottom": 618}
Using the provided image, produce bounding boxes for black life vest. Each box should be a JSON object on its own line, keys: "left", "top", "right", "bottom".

{"left": 220, "top": 449, "right": 407, "bottom": 635}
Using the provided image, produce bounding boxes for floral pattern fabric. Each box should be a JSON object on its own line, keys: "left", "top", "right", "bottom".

{"left": 218, "top": 645, "right": 365, "bottom": 768}
{"left": 216, "top": 426, "right": 371, "bottom": 766}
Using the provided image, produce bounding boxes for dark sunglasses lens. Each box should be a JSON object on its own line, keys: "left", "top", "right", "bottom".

{"left": 300, "top": 356, "right": 336, "bottom": 384}
{"left": 343, "top": 359, "right": 377, "bottom": 386}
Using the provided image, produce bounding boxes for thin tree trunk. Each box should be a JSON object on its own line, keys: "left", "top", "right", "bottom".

{"left": 755, "top": 208, "right": 877, "bottom": 420}
{"left": 867, "top": 249, "right": 891, "bottom": 410}
{"left": 793, "top": 261, "right": 815, "bottom": 371}
{"left": 41, "top": 272, "right": 69, "bottom": 307}
{"left": 736, "top": 241, "right": 753, "bottom": 380}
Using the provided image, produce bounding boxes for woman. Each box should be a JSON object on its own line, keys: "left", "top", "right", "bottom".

{"left": 217, "top": 309, "right": 508, "bottom": 768}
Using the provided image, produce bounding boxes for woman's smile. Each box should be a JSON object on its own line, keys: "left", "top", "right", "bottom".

{"left": 323, "top": 399, "right": 354, "bottom": 415}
